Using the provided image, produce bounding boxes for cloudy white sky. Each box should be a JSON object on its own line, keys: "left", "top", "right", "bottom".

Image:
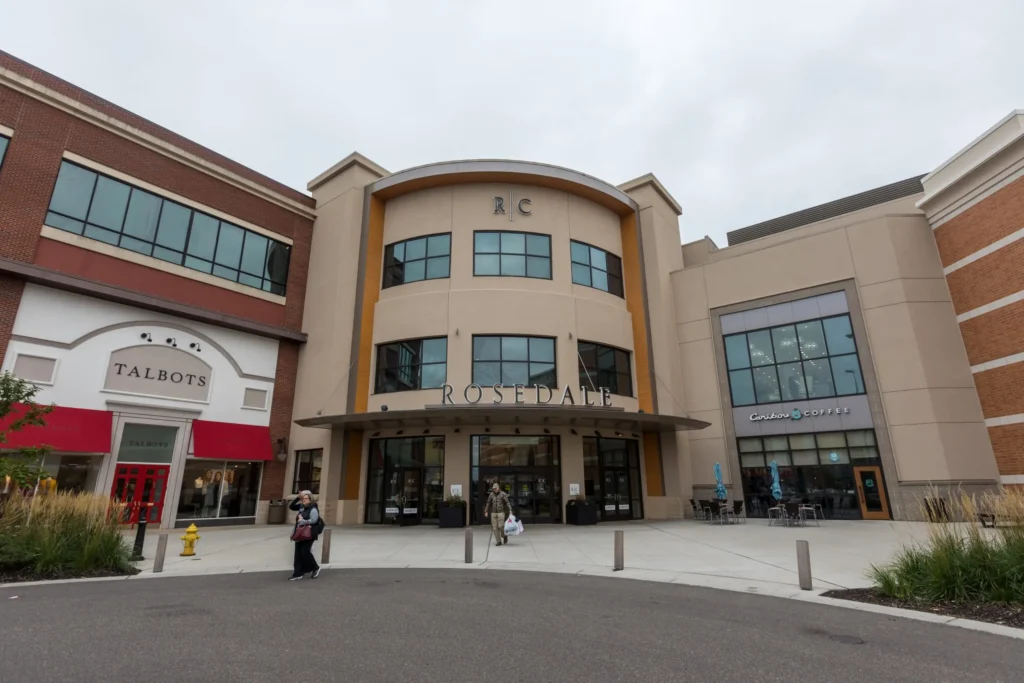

{"left": 2, "top": 1, "right": 1021, "bottom": 245}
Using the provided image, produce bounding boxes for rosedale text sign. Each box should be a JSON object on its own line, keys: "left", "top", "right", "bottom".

{"left": 749, "top": 406, "right": 851, "bottom": 422}
{"left": 441, "top": 383, "right": 613, "bottom": 407}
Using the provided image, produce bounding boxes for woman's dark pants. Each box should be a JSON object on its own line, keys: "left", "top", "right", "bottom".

{"left": 293, "top": 539, "right": 319, "bottom": 577}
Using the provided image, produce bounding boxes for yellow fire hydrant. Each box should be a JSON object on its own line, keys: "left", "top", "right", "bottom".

{"left": 180, "top": 524, "right": 200, "bottom": 557}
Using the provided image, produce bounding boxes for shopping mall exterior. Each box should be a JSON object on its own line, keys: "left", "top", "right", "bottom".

{"left": 1, "top": 50, "right": 1020, "bottom": 527}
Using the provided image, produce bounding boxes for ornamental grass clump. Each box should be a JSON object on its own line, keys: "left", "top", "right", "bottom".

{"left": 0, "top": 492, "right": 136, "bottom": 579}
{"left": 869, "top": 488, "right": 1024, "bottom": 604}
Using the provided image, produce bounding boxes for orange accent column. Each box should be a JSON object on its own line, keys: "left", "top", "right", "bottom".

{"left": 620, "top": 211, "right": 663, "bottom": 496}
{"left": 354, "top": 195, "right": 386, "bottom": 413}
{"left": 343, "top": 430, "right": 364, "bottom": 499}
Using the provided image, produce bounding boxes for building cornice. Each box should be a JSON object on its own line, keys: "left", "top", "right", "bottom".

{"left": 0, "top": 67, "right": 317, "bottom": 221}
{"left": 307, "top": 151, "right": 389, "bottom": 191}
{"left": 618, "top": 173, "right": 683, "bottom": 216}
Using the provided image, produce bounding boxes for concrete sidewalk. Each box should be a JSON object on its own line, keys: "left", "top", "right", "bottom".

{"left": 129, "top": 519, "right": 934, "bottom": 598}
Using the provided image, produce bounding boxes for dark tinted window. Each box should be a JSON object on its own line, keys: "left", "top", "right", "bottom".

{"left": 383, "top": 234, "right": 451, "bottom": 289}
{"left": 578, "top": 341, "right": 632, "bottom": 397}
{"left": 570, "top": 240, "right": 623, "bottom": 297}
{"left": 375, "top": 337, "right": 448, "bottom": 393}
{"left": 474, "top": 231, "right": 551, "bottom": 279}
{"left": 473, "top": 335, "right": 556, "bottom": 387}
{"left": 45, "top": 161, "right": 290, "bottom": 294}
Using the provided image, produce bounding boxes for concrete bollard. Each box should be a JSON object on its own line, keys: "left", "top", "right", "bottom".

{"left": 796, "top": 540, "right": 813, "bottom": 590}
{"left": 613, "top": 530, "right": 624, "bottom": 571}
{"left": 321, "top": 527, "right": 332, "bottom": 564}
{"left": 465, "top": 526, "right": 473, "bottom": 563}
{"left": 152, "top": 534, "right": 169, "bottom": 574}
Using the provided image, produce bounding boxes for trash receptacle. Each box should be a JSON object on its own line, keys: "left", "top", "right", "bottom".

{"left": 268, "top": 499, "right": 286, "bottom": 525}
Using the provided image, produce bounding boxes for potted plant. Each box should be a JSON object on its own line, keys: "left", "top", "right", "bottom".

{"left": 439, "top": 494, "right": 466, "bottom": 528}
{"left": 566, "top": 495, "right": 598, "bottom": 525}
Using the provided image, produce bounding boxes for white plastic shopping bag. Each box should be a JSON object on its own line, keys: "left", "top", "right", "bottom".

{"left": 516, "top": 519, "right": 524, "bottom": 534}
{"left": 504, "top": 514, "right": 519, "bottom": 536}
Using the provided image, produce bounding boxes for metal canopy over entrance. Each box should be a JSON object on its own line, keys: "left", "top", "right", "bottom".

{"left": 295, "top": 404, "right": 711, "bottom": 434}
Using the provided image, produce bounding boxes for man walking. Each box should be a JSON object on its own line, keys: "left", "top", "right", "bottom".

{"left": 484, "top": 482, "right": 512, "bottom": 547}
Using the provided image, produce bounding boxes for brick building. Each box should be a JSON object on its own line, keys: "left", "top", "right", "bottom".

{"left": 0, "top": 49, "right": 1018, "bottom": 527}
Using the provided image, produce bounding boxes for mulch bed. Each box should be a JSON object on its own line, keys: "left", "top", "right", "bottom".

{"left": 822, "top": 588, "right": 1024, "bottom": 629}
{"left": 0, "top": 566, "right": 139, "bottom": 584}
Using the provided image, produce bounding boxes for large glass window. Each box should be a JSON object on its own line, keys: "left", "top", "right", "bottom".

{"left": 578, "top": 341, "right": 632, "bottom": 397}
{"left": 723, "top": 313, "right": 865, "bottom": 407}
{"left": 474, "top": 231, "right": 552, "bottom": 279}
{"left": 570, "top": 240, "right": 624, "bottom": 297}
{"left": 472, "top": 335, "right": 556, "bottom": 387}
{"left": 738, "top": 429, "right": 879, "bottom": 520}
{"left": 365, "top": 437, "right": 445, "bottom": 525}
{"left": 176, "top": 460, "right": 262, "bottom": 522}
{"left": 0, "top": 135, "right": 9, "bottom": 172}
{"left": 375, "top": 337, "right": 448, "bottom": 393}
{"left": 44, "top": 161, "right": 291, "bottom": 294}
{"left": 470, "top": 435, "right": 561, "bottom": 525}
{"left": 382, "top": 233, "right": 451, "bottom": 288}
{"left": 292, "top": 449, "right": 323, "bottom": 494}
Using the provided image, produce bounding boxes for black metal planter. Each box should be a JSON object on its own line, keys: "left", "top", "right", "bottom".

{"left": 566, "top": 503, "right": 598, "bottom": 525}
{"left": 438, "top": 505, "right": 466, "bottom": 528}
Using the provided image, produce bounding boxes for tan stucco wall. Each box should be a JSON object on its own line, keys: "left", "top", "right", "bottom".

{"left": 672, "top": 206, "right": 1000, "bottom": 496}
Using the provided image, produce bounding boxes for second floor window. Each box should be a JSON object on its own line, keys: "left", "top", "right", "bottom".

{"left": 571, "top": 241, "right": 624, "bottom": 297}
{"left": 382, "top": 234, "right": 451, "bottom": 289}
{"left": 473, "top": 335, "right": 556, "bottom": 387}
{"left": 292, "top": 449, "right": 323, "bottom": 494}
{"left": 578, "top": 341, "right": 633, "bottom": 397}
{"left": 44, "top": 161, "right": 290, "bottom": 294}
{"left": 474, "top": 231, "right": 552, "bottom": 279}
{"left": 375, "top": 337, "right": 448, "bottom": 393}
{"left": 0, "top": 135, "right": 9, "bottom": 171}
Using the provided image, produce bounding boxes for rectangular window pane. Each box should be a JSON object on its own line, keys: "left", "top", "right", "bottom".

{"left": 405, "top": 238, "right": 427, "bottom": 260}
{"left": 501, "top": 336, "right": 528, "bottom": 361}
{"left": 845, "top": 430, "right": 875, "bottom": 447}
{"left": 789, "top": 434, "right": 816, "bottom": 450}
{"left": 45, "top": 211, "right": 84, "bottom": 235}
{"left": 425, "top": 256, "right": 449, "bottom": 279}
{"left": 153, "top": 246, "right": 183, "bottom": 265}
{"left": 239, "top": 273, "right": 262, "bottom": 288}
{"left": 606, "top": 255, "right": 622, "bottom": 278}
{"left": 724, "top": 334, "right": 750, "bottom": 370}
{"left": 501, "top": 232, "right": 526, "bottom": 254}
{"left": 608, "top": 275, "right": 624, "bottom": 298}
{"left": 427, "top": 234, "right": 451, "bottom": 256}
{"left": 212, "top": 265, "right": 239, "bottom": 281}
{"left": 819, "top": 449, "right": 850, "bottom": 465}
{"left": 526, "top": 234, "right": 549, "bottom": 256}
{"left": 475, "top": 254, "right": 499, "bottom": 275}
{"left": 155, "top": 201, "right": 191, "bottom": 251}
{"left": 803, "top": 358, "right": 835, "bottom": 398}
{"left": 501, "top": 362, "right": 529, "bottom": 385}
{"left": 265, "top": 242, "right": 290, "bottom": 286}
{"left": 49, "top": 163, "right": 97, "bottom": 220}
{"left": 500, "top": 254, "right": 526, "bottom": 276}
{"left": 184, "top": 255, "right": 213, "bottom": 273}
{"left": 850, "top": 447, "right": 879, "bottom": 460}
{"left": 777, "top": 362, "right": 807, "bottom": 401}
{"left": 120, "top": 235, "right": 153, "bottom": 256}
{"left": 526, "top": 256, "right": 550, "bottom": 279}
{"left": 87, "top": 176, "right": 131, "bottom": 231}
{"left": 823, "top": 315, "right": 856, "bottom": 355}
{"left": 589, "top": 247, "right": 607, "bottom": 271}
{"left": 738, "top": 438, "right": 762, "bottom": 453}
{"left": 84, "top": 225, "right": 119, "bottom": 245}
{"left": 797, "top": 320, "right": 827, "bottom": 359}
{"left": 473, "top": 361, "right": 500, "bottom": 385}
{"left": 475, "top": 232, "right": 500, "bottom": 253}
{"left": 571, "top": 263, "right": 592, "bottom": 286}
{"left": 793, "top": 451, "right": 818, "bottom": 466}
{"left": 570, "top": 241, "right": 590, "bottom": 265}
{"left": 772, "top": 453, "right": 792, "bottom": 466}
{"left": 528, "top": 363, "right": 555, "bottom": 387}
{"left": 240, "top": 232, "right": 269, "bottom": 275}
{"left": 752, "top": 366, "right": 780, "bottom": 403}
{"left": 404, "top": 259, "right": 426, "bottom": 282}
{"left": 729, "top": 369, "right": 756, "bottom": 406}
{"left": 740, "top": 454, "right": 765, "bottom": 468}
{"left": 831, "top": 354, "right": 864, "bottom": 395}
{"left": 763, "top": 436, "right": 788, "bottom": 451}
{"left": 592, "top": 269, "right": 609, "bottom": 291}
{"left": 421, "top": 338, "right": 447, "bottom": 363}
{"left": 187, "top": 214, "right": 219, "bottom": 259}
{"left": 121, "top": 189, "right": 161, "bottom": 242}
{"left": 473, "top": 337, "right": 501, "bottom": 361}
{"left": 215, "top": 222, "right": 244, "bottom": 268}
{"left": 816, "top": 432, "right": 846, "bottom": 448}
{"left": 421, "top": 363, "right": 446, "bottom": 389}
{"left": 747, "top": 330, "right": 774, "bottom": 366}
{"left": 529, "top": 337, "right": 555, "bottom": 362}
{"left": 771, "top": 325, "right": 800, "bottom": 363}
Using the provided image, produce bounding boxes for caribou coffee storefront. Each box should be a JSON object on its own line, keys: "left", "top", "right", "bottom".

{"left": 1, "top": 284, "right": 279, "bottom": 528}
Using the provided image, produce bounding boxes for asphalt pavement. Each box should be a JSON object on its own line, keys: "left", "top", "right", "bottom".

{"left": 1, "top": 569, "right": 1021, "bottom": 682}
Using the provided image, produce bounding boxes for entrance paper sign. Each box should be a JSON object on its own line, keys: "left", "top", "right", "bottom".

{"left": 450, "top": 484, "right": 462, "bottom": 497}
{"left": 105, "top": 345, "right": 212, "bottom": 402}
{"left": 403, "top": 508, "right": 418, "bottom": 515}
{"left": 385, "top": 507, "right": 400, "bottom": 516}
{"left": 569, "top": 484, "right": 580, "bottom": 496}
{"left": 604, "top": 504, "right": 616, "bottom": 511}
{"left": 619, "top": 505, "right": 630, "bottom": 511}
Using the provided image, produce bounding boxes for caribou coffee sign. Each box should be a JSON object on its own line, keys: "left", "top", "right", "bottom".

{"left": 104, "top": 345, "right": 212, "bottom": 402}
{"left": 441, "top": 383, "right": 612, "bottom": 407}
{"left": 749, "top": 406, "right": 851, "bottom": 422}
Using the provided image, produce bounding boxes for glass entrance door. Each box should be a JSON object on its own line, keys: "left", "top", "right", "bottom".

{"left": 601, "top": 469, "right": 632, "bottom": 521}
{"left": 477, "top": 471, "right": 558, "bottom": 525}
{"left": 853, "top": 466, "right": 890, "bottom": 520}
{"left": 111, "top": 464, "right": 168, "bottom": 523}
{"left": 384, "top": 467, "right": 424, "bottom": 525}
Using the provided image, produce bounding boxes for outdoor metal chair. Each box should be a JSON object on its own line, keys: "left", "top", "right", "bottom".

{"left": 732, "top": 500, "right": 746, "bottom": 524}
{"left": 699, "top": 499, "right": 712, "bottom": 521}
{"left": 690, "top": 499, "right": 704, "bottom": 520}
{"left": 766, "top": 499, "right": 784, "bottom": 526}
{"left": 783, "top": 501, "right": 806, "bottom": 527}
{"left": 798, "top": 498, "right": 820, "bottom": 527}
{"left": 705, "top": 500, "right": 723, "bottom": 525}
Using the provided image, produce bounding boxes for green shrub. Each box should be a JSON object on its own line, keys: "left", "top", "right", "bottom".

{"left": 869, "top": 489, "right": 1024, "bottom": 604}
{"left": 0, "top": 492, "right": 135, "bottom": 579}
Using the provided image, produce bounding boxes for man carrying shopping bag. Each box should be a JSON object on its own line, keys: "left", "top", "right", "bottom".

{"left": 484, "top": 482, "right": 512, "bottom": 546}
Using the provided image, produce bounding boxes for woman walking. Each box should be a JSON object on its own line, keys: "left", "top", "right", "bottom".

{"left": 288, "top": 490, "right": 321, "bottom": 580}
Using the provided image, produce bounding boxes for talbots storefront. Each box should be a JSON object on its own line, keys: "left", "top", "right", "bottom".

{"left": 1, "top": 284, "right": 279, "bottom": 528}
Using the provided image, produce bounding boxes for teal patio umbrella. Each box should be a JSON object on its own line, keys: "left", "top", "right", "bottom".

{"left": 714, "top": 462, "right": 728, "bottom": 501}
{"left": 769, "top": 460, "right": 783, "bottom": 501}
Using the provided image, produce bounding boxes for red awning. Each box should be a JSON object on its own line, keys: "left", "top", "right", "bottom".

{"left": 191, "top": 420, "right": 273, "bottom": 461}
{"left": 0, "top": 404, "right": 113, "bottom": 453}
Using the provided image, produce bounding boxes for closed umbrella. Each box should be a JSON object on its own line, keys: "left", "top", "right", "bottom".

{"left": 714, "top": 462, "right": 727, "bottom": 501}
{"left": 769, "top": 460, "right": 783, "bottom": 501}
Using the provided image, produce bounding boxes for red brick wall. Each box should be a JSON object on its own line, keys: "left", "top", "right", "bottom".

{"left": 263, "top": 341, "right": 300, "bottom": 500}
{"left": 958, "top": 298, "right": 1024, "bottom": 366}
{"left": 934, "top": 175, "right": 1024, "bottom": 266}
{"left": 989, "top": 423, "right": 1024, "bottom": 477}
{"left": 0, "top": 277, "right": 25, "bottom": 361}
{"left": 974, "top": 363, "right": 1024, "bottom": 419}
{"left": 945, "top": 239, "right": 1024, "bottom": 315}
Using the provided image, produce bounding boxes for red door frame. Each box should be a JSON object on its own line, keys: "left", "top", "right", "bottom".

{"left": 111, "top": 464, "right": 169, "bottom": 525}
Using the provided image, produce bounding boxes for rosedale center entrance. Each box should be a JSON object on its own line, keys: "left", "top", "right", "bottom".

{"left": 471, "top": 435, "right": 561, "bottom": 525}
{"left": 583, "top": 437, "right": 644, "bottom": 521}
{"left": 365, "top": 436, "right": 445, "bottom": 525}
